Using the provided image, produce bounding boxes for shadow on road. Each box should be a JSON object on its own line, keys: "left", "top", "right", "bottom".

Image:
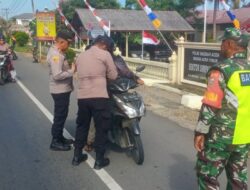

{"left": 168, "top": 153, "right": 197, "bottom": 190}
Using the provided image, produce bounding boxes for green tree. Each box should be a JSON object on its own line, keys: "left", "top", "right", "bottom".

{"left": 124, "top": 0, "right": 202, "bottom": 17}
{"left": 13, "top": 31, "right": 29, "bottom": 46}
{"left": 60, "top": 0, "right": 121, "bottom": 22}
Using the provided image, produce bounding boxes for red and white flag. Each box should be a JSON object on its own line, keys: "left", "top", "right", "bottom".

{"left": 142, "top": 31, "right": 160, "bottom": 45}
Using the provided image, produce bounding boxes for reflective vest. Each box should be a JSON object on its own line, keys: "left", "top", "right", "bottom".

{"left": 227, "top": 70, "right": 250, "bottom": 144}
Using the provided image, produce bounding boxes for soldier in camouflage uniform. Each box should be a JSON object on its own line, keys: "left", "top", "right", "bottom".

{"left": 194, "top": 27, "right": 250, "bottom": 190}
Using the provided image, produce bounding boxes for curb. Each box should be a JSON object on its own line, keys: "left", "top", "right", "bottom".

{"left": 148, "top": 82, "right": 203, "bottom": 110}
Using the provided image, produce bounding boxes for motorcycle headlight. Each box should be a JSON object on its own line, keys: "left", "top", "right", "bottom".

{"left": 139, "top": 102, "right": 146, "bottom": 116}
{"left": 0, "top": 61, "right": 4, "bottom": 66}
{"left": 122, "top": 104, "right": 138, "bottom": 118}
{"left": 113, "top": 95, "right": 138, "bottom": 118}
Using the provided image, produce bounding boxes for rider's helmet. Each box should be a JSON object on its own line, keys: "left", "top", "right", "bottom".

{"left": 93, "top": 35, "right": 115, "bottom": 55}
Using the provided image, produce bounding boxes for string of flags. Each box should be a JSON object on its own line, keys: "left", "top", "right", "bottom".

{"left": 220, "top": 0, "right": 240, "bottom": 29}
{"left": 83, "top": 0, "right": 110, "bottom": 35}
{"left": 51, "top": 0, "right": 81, "bottom": 40}
{"left": 137, "top": 0, "right": 162, "bottom": 29}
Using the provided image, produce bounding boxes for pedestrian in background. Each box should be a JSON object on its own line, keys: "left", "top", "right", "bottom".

{"left": 72, "top": 35, "right": 118, "bottom": 169}
{"left": 47, "top": 30, "right": 75, "bottom": 151}
{"left": 194, "top": 27, "right": 250, "bottom": 190}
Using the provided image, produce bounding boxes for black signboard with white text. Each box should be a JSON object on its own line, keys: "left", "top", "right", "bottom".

{"left": 184, "top": 48, "right": 221, "bottom": 84}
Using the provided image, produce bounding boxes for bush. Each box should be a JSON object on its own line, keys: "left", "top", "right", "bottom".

{"left": 65, "top": 48, "right": 76, "bottom": 65}
{"left": 13, "top": 31, "right": 29, "bottom": 46}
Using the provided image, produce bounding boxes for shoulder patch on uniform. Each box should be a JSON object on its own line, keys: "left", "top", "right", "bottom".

{"left": 52, "top": 56, "right": 59, "bottom": 63}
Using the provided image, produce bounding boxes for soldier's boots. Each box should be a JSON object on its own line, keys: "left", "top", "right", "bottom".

{"left": 72, "top": 149, "right": 88, "bottom": 166}
{"left": 94, "top": 152, "right": 110, "bottom": 170}
{"left": 50, "top": 138, "right": 71, "bottom": 151}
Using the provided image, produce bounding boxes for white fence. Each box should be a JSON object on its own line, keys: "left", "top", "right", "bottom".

{"left": 71, "top": 38, "right": 222, "bottom": 87}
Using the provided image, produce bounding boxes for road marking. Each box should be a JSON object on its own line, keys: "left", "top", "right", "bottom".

{"left": 16, "top": 80, "right": 123, "bottom": 190}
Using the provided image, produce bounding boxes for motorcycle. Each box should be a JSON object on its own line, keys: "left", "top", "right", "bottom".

{"left": 108, "top": 65, "right": 146, "bottom": 165}
{"left": 0, "top": 51, "right": 11, "bottom": 85}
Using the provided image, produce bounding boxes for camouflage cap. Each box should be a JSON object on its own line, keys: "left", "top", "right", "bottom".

{"left": 221, "top": 27, "right": 250, "bottom": 48}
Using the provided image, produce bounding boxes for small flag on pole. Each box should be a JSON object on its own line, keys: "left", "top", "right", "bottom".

{"left": 137, "top": 0, "right": 162, "bottom": 29}
{"left": 220, "top": 0, "right": 240, "bottom": 29}
{"left": 142, "top": 31, "right": 160, "bottom": 45}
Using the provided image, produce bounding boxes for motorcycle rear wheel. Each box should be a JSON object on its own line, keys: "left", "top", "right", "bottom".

{"left": 0, "top": 69, "right": 5, "bottom": 85}
{"left": 126, "top": 129, "right": 144, "bottom": 165}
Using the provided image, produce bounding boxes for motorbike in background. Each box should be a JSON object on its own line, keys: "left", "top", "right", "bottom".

{"left": 108, "top": 65, "right": 146, "bottom": 165}
{"left": 9, "top": 45, "right": 18, "bottom": 60}
{"left": 0, "top": 51, "right": 11, "bottom": 85}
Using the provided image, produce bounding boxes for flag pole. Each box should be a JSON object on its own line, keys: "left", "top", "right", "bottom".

{"left": 157, "top": 29, "right": 173, "bottom": 53}
{"left": 203, "top": 0, "right": 207, "bottom": 43}
{"left": 142, "top": 30, "right": 144, "bottom": 59}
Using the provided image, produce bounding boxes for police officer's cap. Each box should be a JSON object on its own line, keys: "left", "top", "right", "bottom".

{"left": 221, "top": 27, "right": 250, "bottom": 48}
{"left": 56, "top": 30, "right": 74, "bottom": 43}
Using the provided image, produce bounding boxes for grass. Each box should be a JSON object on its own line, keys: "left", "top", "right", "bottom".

{"left": 15, "top": 45, "right": 33, "bottom": 53}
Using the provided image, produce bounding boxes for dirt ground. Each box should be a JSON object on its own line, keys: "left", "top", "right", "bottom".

{"left": 136, "top": 85, "right": 200, "bottom": 131}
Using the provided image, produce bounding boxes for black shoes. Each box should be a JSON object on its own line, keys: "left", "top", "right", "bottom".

{"left": 50, "top": 138, "right": 71, "bottom": 151}
{"left": 72, "top": 149, "right": 88, "bottom": 166}
{"left": 61, "top": 136, "right": 74, "bottom": 145}
{"left": 94, "top": 158, "right": 110, "bottom": 170}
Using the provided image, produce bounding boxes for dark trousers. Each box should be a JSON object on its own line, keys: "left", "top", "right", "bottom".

{"left": 74, "top": 98, "right": 111, "bottom": 154}
{"left": 51, "top": 92, "right": 71, "bottom": 139}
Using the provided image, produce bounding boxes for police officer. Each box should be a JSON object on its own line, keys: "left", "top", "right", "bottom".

{"left": 194, "top": 28, "right": 250, "bottom": 189}
{"left": 47, "top": 30, "right": 75, "bottom": 151}
{"left": 72, "top": 35, "right": 118, "bottom": 169}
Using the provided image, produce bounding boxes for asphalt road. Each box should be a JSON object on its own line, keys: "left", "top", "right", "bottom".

{"left": 0, "top": 53, "right": 247, "bottom": 190}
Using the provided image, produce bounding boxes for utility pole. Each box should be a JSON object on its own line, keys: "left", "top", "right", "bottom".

{"left": 31, "top": 0, "right": 35, "bottom": 15}
{"left": 1, "top": 8, "right": 9, "bottom": 21}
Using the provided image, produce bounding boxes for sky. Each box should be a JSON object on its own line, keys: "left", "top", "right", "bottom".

{"left": 0, "top": 0, "right": 249, "bottom": 19}
{"left": 0, "top": 0, "right": 126, "bottom": 18}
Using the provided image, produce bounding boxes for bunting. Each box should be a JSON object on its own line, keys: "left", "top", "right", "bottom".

{"left": 84, "top": 0, "right": 110, "bottom": 35}
{"left": 57, "top": 7, "right": 78, "bottom": 35}
{"left": 51, "top": 0, "right": 81, "bottom": 40}
{"left": 137, "top": 0, "right": 161, "bottom": 29}
{"left": 220, "top": 0, "right": 240, "bottom": 29}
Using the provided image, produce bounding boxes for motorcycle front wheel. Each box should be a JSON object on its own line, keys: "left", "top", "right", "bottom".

{"left": 126, "top": 129, "right": 144, "bottom": 165}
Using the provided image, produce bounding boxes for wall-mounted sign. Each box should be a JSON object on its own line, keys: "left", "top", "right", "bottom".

{"left": 184, "top": 48, "right": 221, "bottom": 84}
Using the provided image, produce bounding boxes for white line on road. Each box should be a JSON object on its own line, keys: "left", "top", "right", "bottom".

{"left": 16, "top": 80, "right": 123, "bottom": 190}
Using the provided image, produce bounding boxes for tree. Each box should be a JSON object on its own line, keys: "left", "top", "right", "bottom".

{"left": 124, "top": 0, "right": 202, "bottom": 17}
{"left": 60, "top": 0, "right": 121, "bottom": 22}
{"left": 13, "top": 31, "right": 29, "bottom": 46}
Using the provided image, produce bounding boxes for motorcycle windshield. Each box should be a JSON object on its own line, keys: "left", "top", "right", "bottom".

{"left": 108, "top": 77, "right": 137, "bottom": 93}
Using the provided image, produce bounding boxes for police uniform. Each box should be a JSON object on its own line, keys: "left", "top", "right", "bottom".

{"left": 195, "top": 28, "right": 250, "bottom": 189}
{"left": 72, "top": 36, "right": 118, "bottom": 169}
{"left": 47, "top": 32, "right": 74, "bottom": 151}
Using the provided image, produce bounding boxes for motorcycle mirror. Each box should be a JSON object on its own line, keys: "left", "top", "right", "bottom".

{"left": 136, "top": 65, "right": 145, "bottom": 73}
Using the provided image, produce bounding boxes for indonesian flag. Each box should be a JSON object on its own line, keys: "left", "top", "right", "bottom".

{"left": 142, "top": 31, "right": 160, "bottom": 45}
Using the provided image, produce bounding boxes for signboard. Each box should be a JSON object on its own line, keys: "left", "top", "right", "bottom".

{"left": 184, "top": 48, "right": 221, "bottom": 84}
{"left": 36, "top": 12, "right": 56, "bottom": 41}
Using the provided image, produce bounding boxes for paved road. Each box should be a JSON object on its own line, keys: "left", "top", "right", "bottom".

{"left": 0, "top": 53, "right": 248, "bottom": 190}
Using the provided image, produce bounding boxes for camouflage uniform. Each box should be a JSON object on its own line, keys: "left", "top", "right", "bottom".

{"left": 195, "top": 28, "right": 250, "bottom": 190}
